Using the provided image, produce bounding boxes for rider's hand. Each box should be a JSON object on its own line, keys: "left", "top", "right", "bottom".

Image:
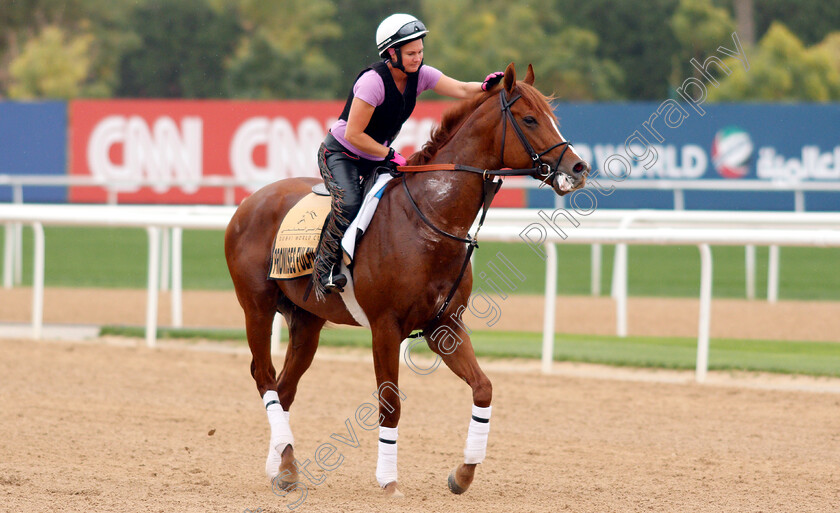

{"left": 387, "top": 147, "right": 407, "bottom": 167}
{"left": 481, "top": 71, "right": 504, "bottom": 91}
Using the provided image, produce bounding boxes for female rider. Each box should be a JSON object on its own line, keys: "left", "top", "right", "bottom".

{"left": 313, "top": 13, "right": 503, "bottom": 298}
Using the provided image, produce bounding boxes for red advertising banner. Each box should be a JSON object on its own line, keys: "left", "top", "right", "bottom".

{"left": 69, "top": 100, "right": 525, "bottom": 206}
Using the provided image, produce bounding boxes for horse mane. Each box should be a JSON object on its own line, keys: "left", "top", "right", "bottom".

{"left": 408, "top": 83, "right": 555, "bottom": 165}
{"left": 409, "top": 93, "right": 492, "bottom": 165}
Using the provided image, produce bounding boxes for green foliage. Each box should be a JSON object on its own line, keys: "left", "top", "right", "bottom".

{"left": 420, "top": 0, "right": 623, "bottom": 100}
{"left": 10, "top": 226, "right": 840, "bottom": 302}
{"left": 754, "top": 0, "right": 840, "bottom": 46}
{"left": 8, "top": 25, "right": 95, "bottom": 99}
{"left": 535, "top": 27, "right": 625, "bottom": 101}
{"left": 237, "top": 0, "right": 340, "bottom": 53}
{"left": 555, "top": 0, "right": 682, "bottom": 100}
{"left": 225, "top": 33, "right": 341, "bottom": 99}
{"left": 116, "top": 0, "right": 241, "bottom": 98}
{"left": 670, "top": 0, "right": 736, "bottom": 84}
{"left": 322, "top": 0, "right": 423, "bottom": 91}
{"left": 225, "top": 0, "right": 343, "bottom": 98}
{"left": 97, "top": 325, "right": 840, "bottom": 377}
{"left": 709, "top": 23, "right": 840, "bottom": 101}
{"left": 0, "top": 0, "right": 97, "bottom": 97}
{"left": 815, "top": 32, "right": 840, "bottom": 77}
{"left": 1, "top": 0, "right": 839, "bottom": 101}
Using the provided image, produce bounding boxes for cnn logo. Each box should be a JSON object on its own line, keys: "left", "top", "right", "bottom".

{"left": 87, "top": 116, "right": 203, "bottom": 193}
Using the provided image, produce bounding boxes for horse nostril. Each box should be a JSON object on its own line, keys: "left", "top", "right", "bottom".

{"left": 572, "top": 162, "right": 586, "bottom": 174}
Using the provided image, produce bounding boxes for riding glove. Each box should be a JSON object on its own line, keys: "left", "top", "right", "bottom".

{"left": 481, "top": 72, "right": 505, "bottom": 91}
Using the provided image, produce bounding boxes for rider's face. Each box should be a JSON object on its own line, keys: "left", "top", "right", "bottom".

{"left": 395, "top": 39, "right": 424, "bottom": 73}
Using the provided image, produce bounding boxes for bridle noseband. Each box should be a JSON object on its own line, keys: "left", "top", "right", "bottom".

{"left": 499, "top": 89, "right": 571, "bottom": 185}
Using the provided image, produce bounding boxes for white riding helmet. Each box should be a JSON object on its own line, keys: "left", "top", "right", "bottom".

{"left": 376, "top": 13, "right": 428, "bottom": 58}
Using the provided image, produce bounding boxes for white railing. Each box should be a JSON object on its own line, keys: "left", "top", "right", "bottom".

{"left": 485, "top": 208, "right": 840, "bottom": 307}
{"left": 0, "top": 175, "right": 264, "bottom": 206}
{"left": 2, "top": 204, "right": 840, "bottom": 383}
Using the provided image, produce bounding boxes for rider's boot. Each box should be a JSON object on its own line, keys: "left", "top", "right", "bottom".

{"left": 321, "top": 262, "right": 347, "bottom": 292}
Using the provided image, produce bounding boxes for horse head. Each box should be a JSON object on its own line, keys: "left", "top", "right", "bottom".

{"left": 493, "top": 63, "right": 589, "bottom": 196}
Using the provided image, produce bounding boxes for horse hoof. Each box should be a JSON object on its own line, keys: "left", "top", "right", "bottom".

{"left": 447, "top": 469, "right": 468, "bottom": 495}
{"left": 272, "top": 478, "right": 297, "bottom": 492}
{"left": 382, "top": 481, "right": 404, "bottom": 498}
{"left": 269, "top": 445, "right": 298, "bottom": 492}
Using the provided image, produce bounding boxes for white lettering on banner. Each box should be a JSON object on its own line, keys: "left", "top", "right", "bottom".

{"left": 230, "top": 117, "right": 329, "bottom": 190}
{"left": 756, "top": 145, "right": 840, "bottom": 181}
{"left": 87, "top": 116, "right": 203, "bottom": 193}
{"left": 230, "top": 116, "right": 438, "bottom": 192}
{"left": 581, "top": 143, "right": 708, "bottom": 179}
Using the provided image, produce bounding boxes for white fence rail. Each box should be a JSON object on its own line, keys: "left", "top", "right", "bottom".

{"left": 2, "top": 204, "right": 840, "bottom": 383}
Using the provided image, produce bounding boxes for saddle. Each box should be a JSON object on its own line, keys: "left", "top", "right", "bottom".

{"left": 268, "top": 171, "right": 388, "bottom": 280}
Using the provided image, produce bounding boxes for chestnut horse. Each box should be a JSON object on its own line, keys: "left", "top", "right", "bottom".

{"left": 224, "top": 63, "right": 589, "bottom": 498}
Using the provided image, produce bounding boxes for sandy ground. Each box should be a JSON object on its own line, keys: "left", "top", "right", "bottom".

{"left": 0, "top": 337, "right": 838, "bottom": 513}
{"left": 2, "top": 287, "right": 840, "bottom": 511}
{"left": 1, "top": 287, "right": 839, "bottom": 342}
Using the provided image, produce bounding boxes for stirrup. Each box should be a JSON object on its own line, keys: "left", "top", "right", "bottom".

{"left": 321, "top": 267, "right": 347, "bottom": 293}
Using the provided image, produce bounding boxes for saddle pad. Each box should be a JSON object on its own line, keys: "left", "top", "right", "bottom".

{"left": 268, "top": 193, "right": 331, "bottom": 279}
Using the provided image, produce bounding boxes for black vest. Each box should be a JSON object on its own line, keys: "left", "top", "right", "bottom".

{"left": 338, "top": 60, "right": 419, "bottom": 145}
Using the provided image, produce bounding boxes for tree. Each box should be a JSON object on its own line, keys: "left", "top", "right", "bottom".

{"left": 815, "top": 32, "right": 840, "bottom": 77}
{"left": 709, "top": 22, "right": 840, "bottom": 101}
{"left": 420, "top": 0, "right": 623, "bottom": 100}
{"left": 8, "top": 25, "right": 94, "bottom": 99}
{"left": 533, "top": 27, "right": 624, "bottom": 101}
{"left": 669, "top": 0, "right": 736, "bottom": 85}
{"left": 225, "top": 0, "right": 343, "bottom": 98}
{"left": 322, "top": 0, "right": 422, "bottom": 94}
{"left": 0, "top": 0, "right": 90, "bottom": 96}
{"left": 554, "top": 0, "right": 682, "bottom": 100}
{"left": 225, "top": 33, "right": 341, "bottom": 99}
{"left": 754, "top": 0, "right": 840, "bottom": 46}
{"left": 116, "top": 0, "right": 241, "bottom": 98}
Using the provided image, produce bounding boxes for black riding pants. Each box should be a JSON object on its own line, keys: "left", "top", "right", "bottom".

{"left": 315, "top": 133, "right": 380, "bottom": 276}
{"left": 318, "top": 133, "right": 378, "bottom": 233}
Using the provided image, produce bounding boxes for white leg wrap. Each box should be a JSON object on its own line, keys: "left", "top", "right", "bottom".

{"left": 375, "top": 426, "right": 399, "bottom": 487}
{"left": 464, "top": 404, "right": 492, "bottom": 464}
{"left": 263, "top": 390, "right": 294, "bottom": 479}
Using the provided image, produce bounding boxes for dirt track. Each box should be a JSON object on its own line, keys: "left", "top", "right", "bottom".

{"left": 2, "top": 288, "right": 840, "bottom": 511}
{"left": 1, "top": 336, "right": 839, "bottom": 512}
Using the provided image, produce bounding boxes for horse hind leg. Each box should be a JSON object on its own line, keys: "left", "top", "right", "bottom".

{"left": 232, "top": 279, "right": 289, "bottom": 486}
{"left": 266, "top": 298, "right": 326, "bottom": 490}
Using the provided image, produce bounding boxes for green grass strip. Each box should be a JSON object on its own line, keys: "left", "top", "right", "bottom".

{"left": 7, "top": 226, "right": 840, "bottom": 300}
{"left": 99, "top": 325, "right": 840, "bottom": 378}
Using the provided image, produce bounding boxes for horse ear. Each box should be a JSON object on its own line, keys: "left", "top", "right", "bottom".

{"left": 503, "top": 62, "right": 516, "bottom": 95}
{"left": 524, "top": 64, "right": 535, "bottom": 85}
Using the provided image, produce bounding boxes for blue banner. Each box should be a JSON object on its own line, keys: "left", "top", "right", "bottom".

{"left": 0, "top": 101, "right": 67, "bottom": 203}
{"left": 529, "top": 103, "right": 840, "bottom": 211}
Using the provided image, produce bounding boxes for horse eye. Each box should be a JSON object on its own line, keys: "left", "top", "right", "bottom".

{"left": 523, "top": 116, "right": 537, "bottom": 126}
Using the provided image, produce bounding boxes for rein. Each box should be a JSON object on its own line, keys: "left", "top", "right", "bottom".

{"left": 402, "top": 173, "right": 502, "bottom": 337}
{"left": 399, "top": 88, "right": 573, "bottom": 338}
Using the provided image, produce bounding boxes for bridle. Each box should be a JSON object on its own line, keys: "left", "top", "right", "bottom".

{"left": 398, "top": 85, "right": 576, "bottom": 335}
{"left": 498, "top": 88, "right": 571, "bottom": 185}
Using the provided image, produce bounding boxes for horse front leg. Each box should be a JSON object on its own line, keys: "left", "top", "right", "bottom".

{"left": 423, "top": 323, "right": 493, "bottom": 494}
{"left": 371, "top": 319, "right": 405, "bottom": 497}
